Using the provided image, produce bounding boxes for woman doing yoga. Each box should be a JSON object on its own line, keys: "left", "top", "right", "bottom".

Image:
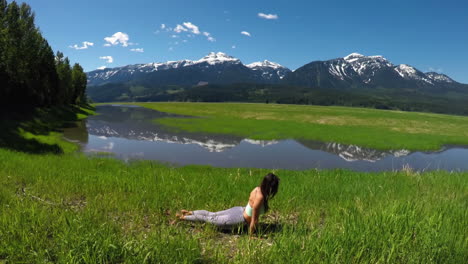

{"left": 178, "top": 173, "right": 279, "bottom": 234}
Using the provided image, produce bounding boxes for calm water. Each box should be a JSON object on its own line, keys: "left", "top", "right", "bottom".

{"left": 63, "top": 105, "right": 468, "bottom": 172}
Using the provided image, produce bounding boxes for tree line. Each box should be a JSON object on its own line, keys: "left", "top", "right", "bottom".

{"left": 0, "top": 0, "right": 87, "bottom": 107}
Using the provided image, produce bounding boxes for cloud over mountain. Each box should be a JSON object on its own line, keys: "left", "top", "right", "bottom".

{"left": 99, "top": 56, "right": 113, "bottom": 63}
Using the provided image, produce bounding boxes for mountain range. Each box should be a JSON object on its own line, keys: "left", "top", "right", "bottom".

{"left": 87, "top": 52, "right": 462, "bottom": 89}
{"left": 284, "top": 52, "right": 465, "bottom": 92}
{"left": 87, "top": 52, "right": 291, "bottom": 86}
{"left": 86, "top": 52, "right": 468, "bottom": 115}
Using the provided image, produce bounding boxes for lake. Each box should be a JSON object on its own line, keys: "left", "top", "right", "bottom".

{"left": 63, "top": 105, "right": 468, "bottom": 172}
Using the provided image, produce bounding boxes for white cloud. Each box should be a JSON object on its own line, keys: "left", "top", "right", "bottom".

{"left": 103, "top": 43, "right": 112, "bottom": 47}
{"left": 104, "top": 32, "right": 130, "bottom": 47}
{"left": 202, "top": 31, "right": 215, "bottom": 42}
{"left": 182, "top": 39, "right": 188, "bottom": 43}
{"left": 174, "top": 24, "right": 188, "bottom": 33}
{"left": 172, "top": 22, "right": 214, "bottom": 42}
{"left": 69, "top": 41, "right": 94, "bottom": 50}
{"left": 169, "top": 47, "right": 174, "bottom": 51}
{"left": 99, "top": 56, "right": 113, "bottom": 63}
{"left": 158, "top": 24, "right": 172, "bottom": 32}
{"left": 258, "top": 13, "right": 278, "bottom": 20}
{"left": 232, "top": 45, "right": 236, "bottom": 49}
{"left": 130, "top": 48, "right": 144, "bottom": 53}
{"left": 429, "top": 67, "right": 443, "bottom": 73}
{"left": 183, "top": 22, "right": 200, "bottom": 34}
{"left": 241, "top": 31, "right": 251, "bottom": 37}
{"left": 97, "top": 66, "right": 107, "bottom": 70}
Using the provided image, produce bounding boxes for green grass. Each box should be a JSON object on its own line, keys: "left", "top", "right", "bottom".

{"left": 121, "top": 102, "right": 468, "bottom": 151}
{"left": 1, "top": 103, "right": 466, "bottom": 263}
{"left": 0, "top": 105, "right": 94, "bottom": 154}
{"left": 0, "top": 149, "right": 467, "bottom": 263}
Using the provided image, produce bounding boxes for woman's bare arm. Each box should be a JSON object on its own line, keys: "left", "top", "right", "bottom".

{"left": 249, "top": 189, "right": 263, "bottom": 236}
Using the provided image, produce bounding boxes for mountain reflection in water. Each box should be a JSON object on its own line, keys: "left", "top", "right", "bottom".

{"left": 63, "top": 105, "right": 468, "bottom": 172}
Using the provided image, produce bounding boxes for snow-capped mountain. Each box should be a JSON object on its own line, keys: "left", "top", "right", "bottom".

{"left": 425, "top": 72, "right": 454, "bottom": 83}
{"left": 283, "top": 52, "right": 459, "bottom": 90}
{"left": 246, "top": 60, "right": 291, "bottom": 82}
{"left": 86, "top": 52, "right": 468, "bottom": 107}
{"left": 87, "top": 52, "right": 287, "bottom": 86}
{"left": 195, "top": 52, "right": 242, "bottom": 65}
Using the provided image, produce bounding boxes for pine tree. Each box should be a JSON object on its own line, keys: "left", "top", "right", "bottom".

{"left": 4, "top": 1, "right": 21, "bottom": 102}
{"left": 71, "top": 63, "right": 87, "bottom": 104}
{"left": 0, "top": 0, "right": 8, "bottom": 103}
{"left": 1, "top": 1, "right": 87, "bottom": 106}
{"left": 55, "top": 51, "right": 73, "bottom": 105}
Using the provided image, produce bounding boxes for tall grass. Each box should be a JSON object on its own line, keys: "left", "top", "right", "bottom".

{"left": 1, "top": 149, "right": 466, "bottom": 263}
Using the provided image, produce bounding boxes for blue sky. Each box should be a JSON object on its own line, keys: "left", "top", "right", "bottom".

{"left": 22, "top": 0, "right": 468, "bottom": 82}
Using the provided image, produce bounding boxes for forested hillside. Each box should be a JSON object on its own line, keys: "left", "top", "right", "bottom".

{"left": 87, "top": 82, "right": 468, "bottom": 116}
{"left": 0, "top": 0, "right": 87, "bottom": 106}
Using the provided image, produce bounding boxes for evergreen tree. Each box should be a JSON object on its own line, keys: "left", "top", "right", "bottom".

{"left": 0, "top": 1, "right": 87, "bottom": 106}
{"left": 71, "top": 63, "right": 87, "bottom": 104}
{"left": 0, "top": 0, "right": 8, "bottom": 102}
{"left": 4, "top": 1, "right": 21, "bottom": 102}
{"left": 55, "top": 51, "right": 73, "bottom": 104}
{"left": 37, "top": 38, "right": 59, "bottom": 105}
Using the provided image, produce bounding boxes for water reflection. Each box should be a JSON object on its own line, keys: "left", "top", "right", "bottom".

{"left": 83, "top": 105, "right": 242, "bottom": 153}
{"left": 63, "top": 105, "right": 468, "bottom": 171}
{"left": 297, "top": 141, "right": 411, "bottom": 162}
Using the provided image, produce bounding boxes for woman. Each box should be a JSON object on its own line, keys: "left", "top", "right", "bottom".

{"left": 178, "top": 173, "right": 279, "bottom": 234}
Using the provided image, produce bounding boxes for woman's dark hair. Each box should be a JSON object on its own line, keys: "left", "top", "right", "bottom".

{"left": 260, "top": 173, "right": 280, "bottom": 212}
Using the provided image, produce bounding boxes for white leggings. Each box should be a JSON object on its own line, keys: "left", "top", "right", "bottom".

{"left": 183, "top": 206, "right": 246, "bottom": 228}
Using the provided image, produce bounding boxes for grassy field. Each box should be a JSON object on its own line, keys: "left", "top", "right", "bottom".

{"left": 1, "top": 149, "right": 467, "bottom": 263}
{"left": 1, "top": 103, "right": 467, "bottom": 263}
{"left": 125, "top": 102, "right": 468, "bottom": 151}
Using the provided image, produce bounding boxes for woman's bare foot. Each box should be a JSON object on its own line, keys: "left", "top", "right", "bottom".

{"left": 175, "top": 212, "right": 185, "bottom": 220}
{"left": 180, "top": 209, "right": 193, "bottom": 216}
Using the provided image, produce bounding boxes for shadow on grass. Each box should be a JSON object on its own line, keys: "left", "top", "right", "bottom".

{"left": 220, "top": 222, "right": 284, "bottom": 236}
{"left": 0, "top": 104, "right": 93, "bottom": 154}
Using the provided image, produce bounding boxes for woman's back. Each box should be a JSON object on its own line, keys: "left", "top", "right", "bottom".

{"left": 245, "top": 187, "right": 265, "bottom": 216}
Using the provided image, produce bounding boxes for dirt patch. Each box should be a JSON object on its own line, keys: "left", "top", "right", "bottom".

{"left": 63, "top": 195, "right": 87, "bottom": 211}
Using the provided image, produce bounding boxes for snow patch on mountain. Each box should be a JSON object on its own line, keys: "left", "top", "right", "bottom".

{"left": 325, "top": 53, "right": 394, "bottom": 82}
{"left": 394, "top": 64, "right": 418, "bottom": 78}
{"left": 247, "top": 60, "right": 283, "bottom": 69}
{"left": 343, "top": 53, "right": 393, "bottom": 76}
{"left": 425, "top": 72, "right": 454, "bottom": 83}
{"left": 194, "top": 52, "right": 241, "bottom": 65}
{"left": 394, "top": 64, "right": 433, "bottom": 84}
{"left": 343, "top": 52, "right": 365, "bottom": 62}
{"left": 246, "top": 60, "right": 290, "bottom": 79}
